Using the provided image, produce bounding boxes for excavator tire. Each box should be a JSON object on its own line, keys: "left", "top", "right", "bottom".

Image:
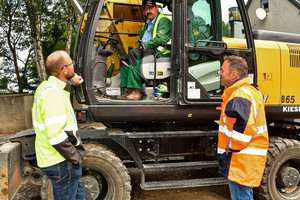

{"left": 41, "top": 142, "right": 131, "bottom": 200}
{"left": 258, "top": 137, "right": 300, "bottom": 200}
{"left": 41, "top": 175, "right": 53, "bottom": 200}
{"left": 81, "top": 142, "right": 131, "bottom": 200}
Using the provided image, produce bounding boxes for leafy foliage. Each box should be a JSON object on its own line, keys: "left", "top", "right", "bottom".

{"left": 41, "top": 0, "right": 78, "bottom": 60}
{"left": 0, "top": 0, "right": 78, "bottom": 94}
{"left": 42, "top": 1, "right": 68, "bottom": 58}
{"left": 222, "top": 21, "right": 232, "bottom": 37}
{"left": 0, "top": 0, "right": 37, "bottom": 93}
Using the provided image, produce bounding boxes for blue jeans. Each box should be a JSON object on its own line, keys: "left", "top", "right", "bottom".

{"left": 228, "top": 180, "right": 253, "bottom": 200}
{"left": 40, "top": 160, "right": 86, "bottom": 200}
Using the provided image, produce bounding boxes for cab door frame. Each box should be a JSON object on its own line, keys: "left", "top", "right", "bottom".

{"left": 179, "top": 0, "right": 257, "bottom": 105}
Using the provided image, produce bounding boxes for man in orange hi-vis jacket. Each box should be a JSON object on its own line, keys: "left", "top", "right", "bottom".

{"left": 218, "top": 55, "right": 269, "bottom": 200}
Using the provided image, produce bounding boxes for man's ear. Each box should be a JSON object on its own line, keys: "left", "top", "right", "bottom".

{"left": 232, "top": 71, "right": 239, "bottom": 79}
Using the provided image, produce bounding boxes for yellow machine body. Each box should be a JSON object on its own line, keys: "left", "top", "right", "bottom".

{"left": 224, "top": 37, "right": 300, "bottom": 106}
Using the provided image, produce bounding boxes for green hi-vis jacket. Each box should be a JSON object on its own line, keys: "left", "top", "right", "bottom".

{"left": 139, "top": 12, "right": 172, "bottom": 56}
{"left": 32, "top": 76, "right": 85, "bottom": 168}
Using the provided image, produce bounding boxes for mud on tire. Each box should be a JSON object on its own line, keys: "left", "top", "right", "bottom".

{"left": 259, "top": 137, "right": 300, "bottom": 200}
{"left": 41, "top": 175, "right": 53, "bottom": 200}
{"left": 81, "top": 142, "right": 131, "bottom": 200}
{"left": 41, "top": 142, "right": 131, "bottom": 200}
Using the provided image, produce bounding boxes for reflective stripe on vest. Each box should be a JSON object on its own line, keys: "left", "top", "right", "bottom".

{"left": 221, "top": 86, "right": 265, "bottom": 144}
{"left": 219, "top": 124, "right": 268, "bottom": 138}
{"left": 218, "top": 147, "right": 267, "bottom": 156}
{"left": 152, "top": 13, "right": 171, "bottom": 55}
{"left": 236, "top": 87, "right": 257, "bottom": 119}
{"left": 49, "top": 133, "right": 68, "bottom": 145}
{"left": 33, "top": 84, "right": 78, "bottom": 145}
{"left": 218, "top": 86, "right": 268, "bottom": 155}
{"left": 33, "top": 84, "right": 78, "bottom": 132}
{"left": 217, "top": 77, "right": 268, "bottom": 187}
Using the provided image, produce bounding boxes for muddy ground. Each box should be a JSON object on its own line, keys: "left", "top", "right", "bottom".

{"left": 130, "top": 168, "right": 231, "bottom": 200}
{"left": 14, "top": 168, "right": 231, "bottom": 200}
{"left": 14, "top": 182, "right": 230, "bottom": 200}
{"left": 2, "top": 133, "right": 230, "bottom": 200}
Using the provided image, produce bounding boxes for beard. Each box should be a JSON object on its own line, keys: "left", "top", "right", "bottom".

{"left": 66, "top": 71, "right": 75, "bottom": 80}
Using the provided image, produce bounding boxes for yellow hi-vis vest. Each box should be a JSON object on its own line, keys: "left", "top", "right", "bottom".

{"left": 141, "top": 12, "right": 171, "bottom": 56}
{"left": 32, "top": 76, "right": 79, "bottom": 168}
{"left": 153, "top": 13, "right": 171, "bottom": 55}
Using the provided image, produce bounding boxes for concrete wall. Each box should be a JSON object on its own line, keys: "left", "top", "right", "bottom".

{"left": 0, "top": 94, "right": 34, "bottom": 133}
{"left": 0, "top": 94, "right": 84, "bottom": 133}
{"left": 248, "top": 0, "right": 300, "bottom": 34}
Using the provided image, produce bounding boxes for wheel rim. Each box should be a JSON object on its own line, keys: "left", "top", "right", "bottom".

{"left": 81, "top": 143, "right": 132, "bottom": 200}
{"left": 275, "top": 158, "right": 300, "bottom": 199}
{"left": 81, "top": 170, "right": 108, "bottom": 200}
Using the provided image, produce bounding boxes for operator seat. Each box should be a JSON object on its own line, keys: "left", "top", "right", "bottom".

{"left": 140, "top": 55, "right": 171, "bottom": 81}
{"left": 140, "top": 55, "right": 171, "bottom": 99}
{"left": 139, "top": 37, "right": 172, "bottom": 99}
{"left": 92, "top": 45, "right": 114, "bottom": 93}
{"left": 140, "top": 36, "right": 172, "bottom": 82}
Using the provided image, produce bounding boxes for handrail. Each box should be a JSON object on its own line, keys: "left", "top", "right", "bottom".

{"left": 70, "top": 0, "right": 83, "bottom": 15}
{"left": 153, "top": 36, "right": 172, "bottom": 94}
{"left": 194, "top": 40, "right": 227, "bottom": 49}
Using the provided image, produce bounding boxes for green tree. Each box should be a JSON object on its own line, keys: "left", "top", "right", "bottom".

{"left": 0, "top": 0, "right": 78, "bottom": 93}
{"left": 66, "top": 0, "right": 75, "bottom": 54}
{"left": 222, "top": 21, "right": 232, "bottom": 37}
{"left": 0, "top": 0, "right": 37, "bottom": 93}
{"left": 25, "top": 0, "right": 54, "bottom": 82}
{"left": 40, "top": 0, "right": 77, "bottom": 60}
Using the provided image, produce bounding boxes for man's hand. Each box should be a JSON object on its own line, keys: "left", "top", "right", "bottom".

{"left": 225, "top": 145, "right": 232, "bottom": 156}
{"left": 71, "top": 73, "right": 84, "bottom": 85}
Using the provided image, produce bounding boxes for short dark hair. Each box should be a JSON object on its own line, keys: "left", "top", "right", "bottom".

{"left": 225, "top": 55, "right": 248, "bottom": 78}
{"left": 142, "top": 0, "right": 156, "bottom": 7}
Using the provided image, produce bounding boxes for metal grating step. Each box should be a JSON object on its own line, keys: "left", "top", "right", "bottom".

{"left": 143, "top": 177, "right": 228, "bottom": 190}
{"left": 143, "top": 160, "right": 219, "bottom": 171}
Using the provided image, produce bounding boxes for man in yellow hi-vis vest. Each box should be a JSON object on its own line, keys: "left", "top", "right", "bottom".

{"left": 32, "top": 50, "right": 86, "bottom": 199}
{"left": 116, "top": 0, "right": 172, "bottom": 100}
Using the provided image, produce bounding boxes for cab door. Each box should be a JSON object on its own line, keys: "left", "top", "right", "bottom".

{"left": 180, "top": 0, "right": 256, "bottom": 104}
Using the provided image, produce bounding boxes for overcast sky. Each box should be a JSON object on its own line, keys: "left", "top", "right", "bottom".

{"left": 221, "top": 0, "right": 248, "bottom": 23}
{"left": 161, "top": 0, "right": 248, "bottom": 23}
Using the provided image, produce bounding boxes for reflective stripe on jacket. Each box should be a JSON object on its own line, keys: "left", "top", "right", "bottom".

{"left": 139, "top": 12, "right": 172, "bottom": 56}
{"left": 32, "top": 76, "right": 84, "bottom": 168}
{"left": 217, "top": 76, "right": 269, "bottom": 187}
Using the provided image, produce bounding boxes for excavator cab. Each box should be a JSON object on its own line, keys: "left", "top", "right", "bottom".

{"left": 76, "top": 1, "right": 174, "bottom": 102}
{"left": 73, "top": 0, "right": 256, "bottom": 123}
{"left": 2, "top": 1, "right": 300, "bottom": 200}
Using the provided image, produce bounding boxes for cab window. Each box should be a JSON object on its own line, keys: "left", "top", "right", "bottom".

{"left": 187, "top": 0, "right": 214, "bottom": 46}
{"left": 186, "top": 0, "right": 248, "bottom": 97}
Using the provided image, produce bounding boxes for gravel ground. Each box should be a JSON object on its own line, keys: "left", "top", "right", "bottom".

{"left": 13, "top": 182, "right": 231, "bottom": 200}
{"left": 3, "top": 132, "right": 231, "bottom": 200}
{"left": 13, "top": 169, "right": 231, "bottom": 200}
{"left": 129, "top": 168, "right": 231, "bottom": 200}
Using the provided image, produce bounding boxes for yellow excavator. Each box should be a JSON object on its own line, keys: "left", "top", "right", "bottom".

{"left": 1, "top": 0, "right": 300, "bottom": 199}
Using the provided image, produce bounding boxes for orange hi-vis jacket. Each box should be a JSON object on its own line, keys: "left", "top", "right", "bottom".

{"left": 217, "top": 76, "right": 269, "bottom": 187}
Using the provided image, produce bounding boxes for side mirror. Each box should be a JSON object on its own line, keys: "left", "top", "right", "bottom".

{"left": 256, "top": 8, "right": 267, "bottom": 21}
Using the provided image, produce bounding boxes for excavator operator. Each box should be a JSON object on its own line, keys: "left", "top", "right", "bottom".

{"left": 116, "top": 0, "right": 172, "bottom": 100}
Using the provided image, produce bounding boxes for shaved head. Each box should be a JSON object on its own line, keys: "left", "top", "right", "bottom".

{"left": 46, "top": 51, "right": 71, "bottom": 77}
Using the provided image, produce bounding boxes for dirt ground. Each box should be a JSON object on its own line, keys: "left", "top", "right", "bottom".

{"left": 129, "top": 168, "right": 231, "bottom": 200}
{"left": 131, "top": 187, "right": 230, "bottom": 200}
{"left": 5, "top": 132, "right": 230, "bottom": 200}
{"left": 13, "top": 168, "right": 231, "bottom": 200}
{"left": 14, "top": 182, "right": 230, "bottom": 200}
